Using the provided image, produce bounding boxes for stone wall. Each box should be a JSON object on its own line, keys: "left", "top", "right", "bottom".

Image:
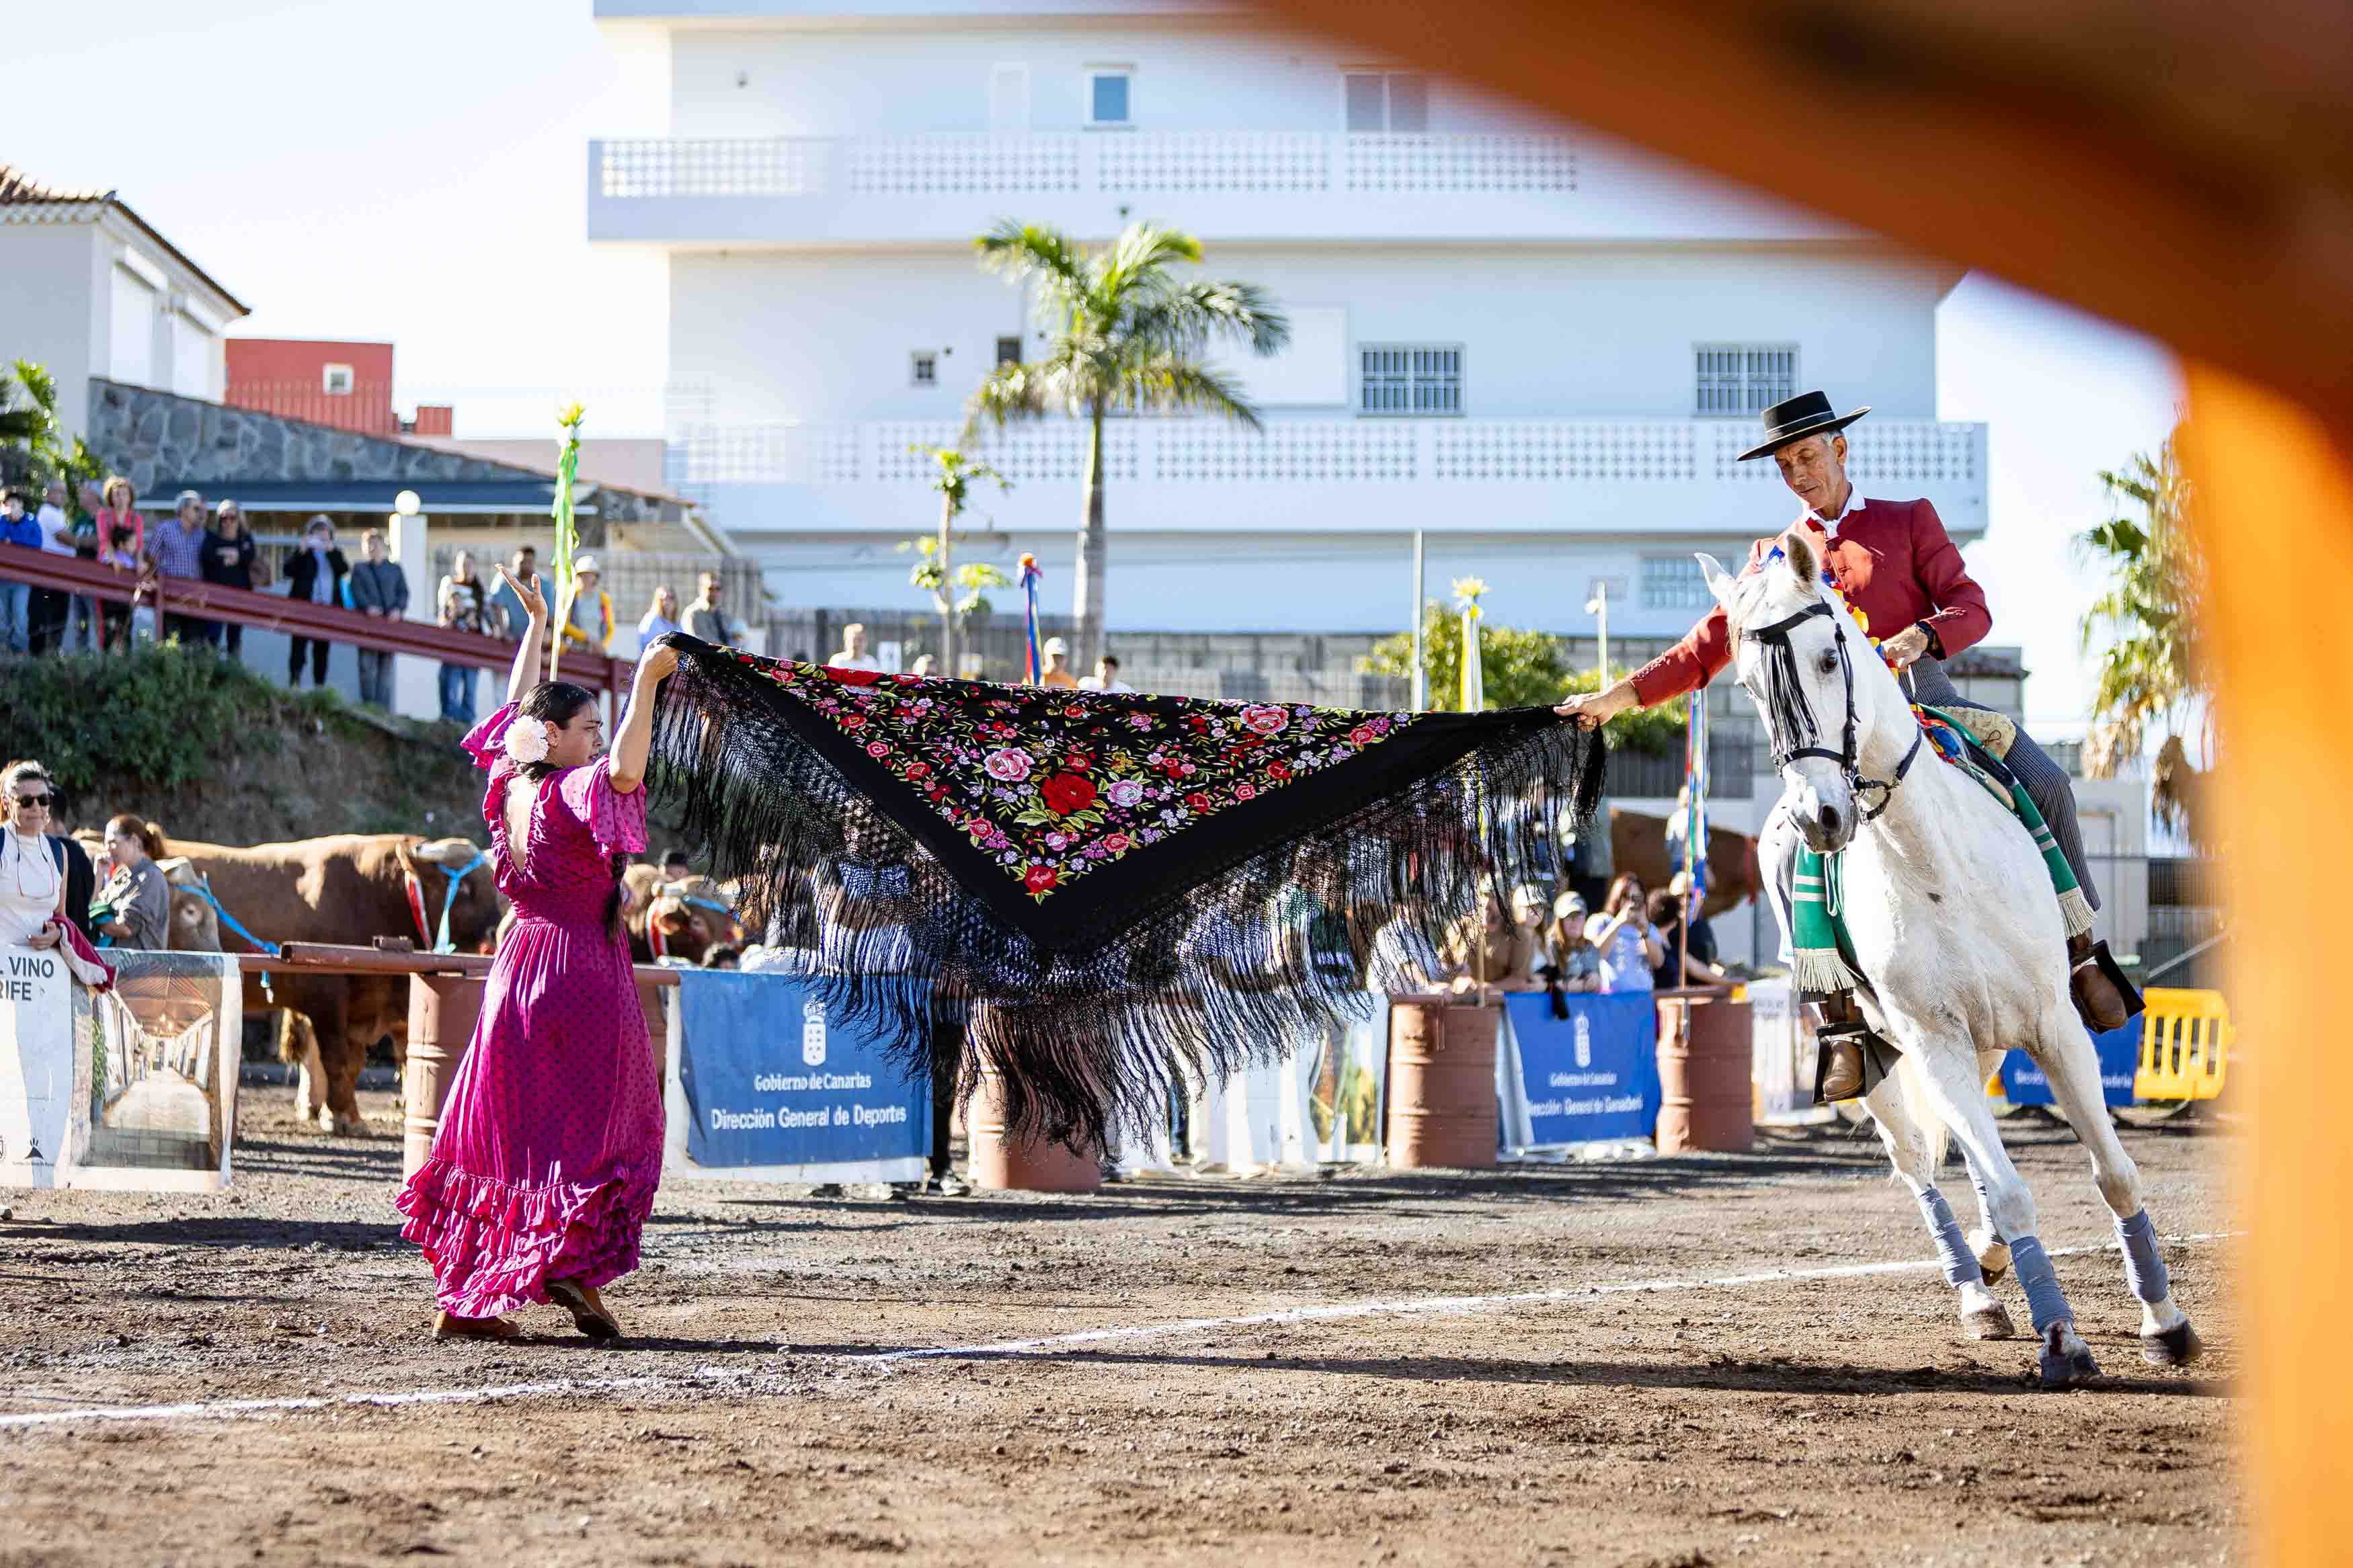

{"left": 85, "top": 378, "right": 678, "bottom": 528}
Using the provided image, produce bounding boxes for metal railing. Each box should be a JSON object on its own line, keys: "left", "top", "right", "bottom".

{"left": 0, "top": 551, "right": 639, "bottom": 696}
{"left": 671, "top": 417, "right": 1988, "bottom": 490}
{"left": 596, "top": 131, "right": 1580, "bottom": 201}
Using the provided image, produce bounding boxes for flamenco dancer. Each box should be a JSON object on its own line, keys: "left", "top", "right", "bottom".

{"left": 1558, "top": 391, "right": 2131, "bottom": 1100}
{"left": 396, "top": 567, "right": 678, "bottom": 1343}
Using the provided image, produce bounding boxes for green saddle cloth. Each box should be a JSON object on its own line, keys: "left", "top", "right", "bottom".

{"left": 1790, "top": 706, "right": 2095, "bottom": 997}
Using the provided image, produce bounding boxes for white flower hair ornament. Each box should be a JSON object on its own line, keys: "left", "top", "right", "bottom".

{"left": 503, "top": 715, "right": 553, "bottom": 766}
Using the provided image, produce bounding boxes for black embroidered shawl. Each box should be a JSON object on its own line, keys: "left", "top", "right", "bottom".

{"left": 649, "top": 638, "right": 1603, "bottom": 1145}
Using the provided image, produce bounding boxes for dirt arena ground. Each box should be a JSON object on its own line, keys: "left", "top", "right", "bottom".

{"left": 1, "top": 1090, "right": 2238, "bottom": 1567}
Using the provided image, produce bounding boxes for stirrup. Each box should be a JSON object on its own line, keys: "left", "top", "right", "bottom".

{"left": 1813, "top": 1017, "right": 1899, "bottom": 1105}
{"left": 2069, "top": 937, "right": 2143, "bottom": 1030}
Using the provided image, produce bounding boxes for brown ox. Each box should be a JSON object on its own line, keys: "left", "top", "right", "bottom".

{"left": 1609, "top": 808, "right": 1759, "bottom": 921}
{"left": 623, "top": 866, "right": 739, "bottom": 966}
{"left": 161, "top": 833, "right": 501, "bottom": 1134}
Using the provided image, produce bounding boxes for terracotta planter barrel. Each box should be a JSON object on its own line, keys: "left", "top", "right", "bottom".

{"left": 967, "top": 1066, "right": 1101, "bottom": 1194}
{"left": 404, "top": 973, "right": 485, "bottom": 1180}
{"left": 1654, "top": 991, "right": 1754, "bottom": 1154}
{"left": 1385, "top": 996, "right": 1499, "bottom": 1170}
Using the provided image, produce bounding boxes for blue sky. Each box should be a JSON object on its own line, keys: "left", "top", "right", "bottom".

{"left": 14, "top": 0, "right": 2178, "bottom": 731}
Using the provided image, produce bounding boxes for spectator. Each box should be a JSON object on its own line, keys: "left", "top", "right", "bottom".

{"left": 1542, "top": 892, "right": 1602, "bottom": 995}
{"left": 1367, "top": 910, "right": 1446, "bottom": 995}
{"left": 64, "top": 480, "right": 104, "bottom": 653}
{"left": 1078, "top": 653, "right": 1133, "bottom": 693}
{"left": 0, "top": 489, "right": 38, "bottom": 653}
{"left": 1442, "top": 883, "right": 1546, "bottom": 997}
{"left": 151, "top": 490, "right": 210, "bottom": 647}
{"left": 96, "top": 813, "right": 169, "bottom": 950}
{"left": 283, "top": 515, "right": 349, "bottom": 689}
{"left": 91, "top": 478, "right": 146, "bottom": 653}
{"left": 348, "top": 528, "right": 410, "bottom": 707}
{"left": 699, "top": 944, "right": 742, "bottom": 971}
{"left": 659, "top": 848, "right": 694, "bottom": 879}
{"left": 1584, "top": 873, "right": 1665, "bottom": 994}
{"left": 1566, "top": 793, "right": 1614, "bottom": 911}
{"left": 1036, "top": 635, "right": 1078, "bottom": 689}
{"left": 558, "top": 553, "right": 613, "bottom": 655}
{"left": 909, "top": 653, "right": 937, "bottom": 679}
{"left": 487, "top": 544, "right": 539, "bottom": 640}
{"left": 682, "top": 571, "right": 737, "bottom": 646}
{"left": 637, "top": 583, "right": 682, "bottom": 653}
{"left": 28, "top": 479, "right": 77, "bottom": 653}
{"left": 828, "top": 621, "right": 882, "bottom": 672}
{"left": 435, "top": 549, "right": 491, "bottom": 725}
{"left": 1651, "top": 876, "right": 1729, "bottom": 990}
{"left": 199, "top": 498, "right": 268, "bottom": 663}
{"left": 0, "top": 764, "right": 97, "bottom": 974}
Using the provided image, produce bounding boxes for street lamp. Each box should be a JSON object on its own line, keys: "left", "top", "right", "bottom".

{"left": 1585, "top": 579, "right": 1610, "bottom": 681}
{"left": 393, "top": 489, "right": 421, "bottom": 518}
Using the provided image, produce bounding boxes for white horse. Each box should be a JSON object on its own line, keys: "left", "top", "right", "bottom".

{"left": 1697, "top": 536, "right": 2201, "bottom": 1389}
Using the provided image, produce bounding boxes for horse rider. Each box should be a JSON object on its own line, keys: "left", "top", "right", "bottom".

{"left": 1556, "top": 390, "right": 2131, "bottom": 1100}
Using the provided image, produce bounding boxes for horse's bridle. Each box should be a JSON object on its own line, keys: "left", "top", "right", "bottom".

{"left": 1744, "top": 600, "right": 1923, "bottom": 825}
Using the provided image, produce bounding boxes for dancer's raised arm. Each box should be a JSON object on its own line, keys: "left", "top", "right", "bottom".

{"left": 497, "top": 564, "right": 547, "bottom": 708}
{"left": 608, "top": 641, "right": 680, "bottom": 796}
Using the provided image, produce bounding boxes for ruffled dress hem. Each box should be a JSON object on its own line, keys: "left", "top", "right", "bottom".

{"left": 395, "top": 1155, "right": 655, "bottom": 1319}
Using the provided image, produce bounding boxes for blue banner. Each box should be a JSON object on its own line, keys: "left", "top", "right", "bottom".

{"left": 676, "top": 972, "right": 931, "bottom": 1169}
{"left": 1504, "top": 991, "right": 1661, "bottom": 1146}
{"left": 1997, "top": 1016, "right": 2141, "bottom": 1108}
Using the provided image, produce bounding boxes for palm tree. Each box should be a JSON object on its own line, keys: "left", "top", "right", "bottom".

{"left": 2077, "top": 434, "right": 2211, "bottom": 835}
{"left": 963, "top": 220, "right": 1288, "bottom": 666}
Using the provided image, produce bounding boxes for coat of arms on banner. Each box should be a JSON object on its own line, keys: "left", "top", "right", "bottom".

{"left": 800, "top": 995, "right": 828, "bottom": 1068}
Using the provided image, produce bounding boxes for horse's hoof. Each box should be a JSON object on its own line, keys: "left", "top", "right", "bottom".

{"left": 1962, "top": 1303, "right": 2016, "bottom": 1341}
{"left": 2038, "top": 1345, "right": 2104, "bottom": 1390}
{"left": 2141, "top": 1319, "right": 2203, "bottom": 1367}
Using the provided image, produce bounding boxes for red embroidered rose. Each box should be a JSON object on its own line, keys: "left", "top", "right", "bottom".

{"left": 1266, "top": 759, "right": 1291, "bottom": 780}
{"left": 1240, "top": 704, "right": 1289, "bottom": 735}
{"left": 840, "top": 713, "right": 867, "bottom": 730}
{"left": 1234, "top": 782, "right": 1258, "bottom": 800}
{"left": 1101, "top": 832, "right": 1132, "bottom": 854}
{"left": 1024, "top": 865, "right": 1059, "bottom": 895}
{"left": 865, "top": 741, "right": 890, "bottom": 758}
{"left": 1184, "top": 792, "right": 1211, "bottom": 811}
{"left": 1348, "top": 725, "right": 1378, "bottom": 745}
{"left": 823, "top": 666, "right": 884, "bottom": 686}
{"left": 1040, "top": 773, "right": 1098, "bottom": 815}
{"left": 904, "top": 761, "right": 930, "bottom": 778}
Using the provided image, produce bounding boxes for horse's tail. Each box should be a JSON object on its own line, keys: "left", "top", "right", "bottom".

{"left": 1890, "top": 1051, "right": 1950, "bottom": 1175}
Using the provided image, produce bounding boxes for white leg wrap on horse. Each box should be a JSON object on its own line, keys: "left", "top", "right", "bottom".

{"left": 2005, "top": 1234, "right": 2073, "bottom": 1333}
{"left": 1911, "top": 1186, "right": 1985, "bottom": 1288}
{"left": 2115, "top": 1209, "right": 2171, "bottom": 1305}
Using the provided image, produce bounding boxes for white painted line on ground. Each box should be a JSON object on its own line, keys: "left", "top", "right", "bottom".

{"left": 0, "top": 1232, "right": 2234, "bottom": 1432}
{"left": 862, "top": 1231, "right": 2239, "bottom": 1363}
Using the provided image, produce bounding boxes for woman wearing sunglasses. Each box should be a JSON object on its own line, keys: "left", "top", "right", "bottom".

{"left": 0, "top": 761, "right": 114, "bottom": 988}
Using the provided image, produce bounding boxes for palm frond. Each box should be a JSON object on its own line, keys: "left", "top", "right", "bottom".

{"left": 974, "top": 220, "right": 1091, "bottom": 310}
{"left": 960, "top": 361, "right": 1053, "bottom": 444}
{"left": 1126, "top": 358, "right": 1261, "bottom": 429}
{"left": 1097, "top": 222, "right": 1202, "bottom": 300}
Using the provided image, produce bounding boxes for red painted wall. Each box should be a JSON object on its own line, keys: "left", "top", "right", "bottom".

{"left": 224, "top": 339, "right": 397, "bottom": 434}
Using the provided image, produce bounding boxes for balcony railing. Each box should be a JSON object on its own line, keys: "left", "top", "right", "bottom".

{"left": 597, "top": 130, "right": 1578, "bottom": 202}
{"left": 666, "top": 417, "right": 1985, "bottom": 490}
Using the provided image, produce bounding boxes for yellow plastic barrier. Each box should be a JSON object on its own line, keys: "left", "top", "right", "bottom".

{"left": 2135, "top": 987, "right": 2233, "bottom": 1102}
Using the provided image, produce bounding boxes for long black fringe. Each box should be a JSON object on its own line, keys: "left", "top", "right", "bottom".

{"left": 649, "top": 644, "right": 1604, "bottom": 1149}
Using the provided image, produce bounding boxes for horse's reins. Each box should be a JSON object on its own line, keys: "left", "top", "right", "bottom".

{"left": 1745, "top": 600, "right": 1923, "bottom": 825}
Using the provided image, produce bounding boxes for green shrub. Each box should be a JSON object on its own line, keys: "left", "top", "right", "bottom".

{"left": 1361, "top": 606, "right": 1689, "bottom": 755}
{"left": 0, "top": 645, "right": 335, "bottom": 800}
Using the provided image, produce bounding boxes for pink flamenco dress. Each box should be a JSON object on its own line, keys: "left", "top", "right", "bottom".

{"left": 395, "top": 703, "right": 666, "bottom": 1319}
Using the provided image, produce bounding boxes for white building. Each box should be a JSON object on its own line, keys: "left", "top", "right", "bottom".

{"left": 0, "top": 165, "right": 247, "bottom": 418}
{"left": 588, "top": 0, "right": 1985, "bottom": 649}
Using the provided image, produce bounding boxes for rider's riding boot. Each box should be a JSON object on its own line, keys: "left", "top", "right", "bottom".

{"left": 2067, "top": 932, "right": 2133, "bottom": 1033}
{"left": 1814, "top": 993, "right": 1868, "bottom": 1103}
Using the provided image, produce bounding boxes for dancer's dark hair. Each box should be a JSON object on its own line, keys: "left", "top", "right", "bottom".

{"left": 516, "top": 682, "right": 627, "bottom": 935}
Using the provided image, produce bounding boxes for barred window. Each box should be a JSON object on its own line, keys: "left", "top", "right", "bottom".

{"left": 1359, "top": 344, "right": 1462, "bottom": 415}
{"left": 911, "top": 352, "right": 938, "bottom": 388}
{"left": 1694, "top": 343, "right": 1796, "bottom": 416}
{"left": 1642, "top": 553, "right": 1724, "bottom": 611}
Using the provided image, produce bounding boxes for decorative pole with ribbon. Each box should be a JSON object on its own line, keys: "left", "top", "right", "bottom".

{"left": 1019, "top": 552, "right": 1043, "bottom": 684}
{"left": 1680, "top": 685, "right": 1710, "bottom": 987}
{"left": 547, "top": 401, "right": 585, "bottom": 685}
{"left": 1453, "top": 576, "right": 1488, "bottom": 712}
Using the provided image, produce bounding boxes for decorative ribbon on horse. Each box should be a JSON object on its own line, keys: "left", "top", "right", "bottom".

{"left": 1790, "top": 704, "right": 2093, "bottom": 997}
{"left": 646, "top": 636, "right": 1605, "bottom": 1145}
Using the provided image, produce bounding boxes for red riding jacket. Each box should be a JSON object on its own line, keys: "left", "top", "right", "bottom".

{"left": 1628, "top": 496, "right": 1991, "bottom": 707}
